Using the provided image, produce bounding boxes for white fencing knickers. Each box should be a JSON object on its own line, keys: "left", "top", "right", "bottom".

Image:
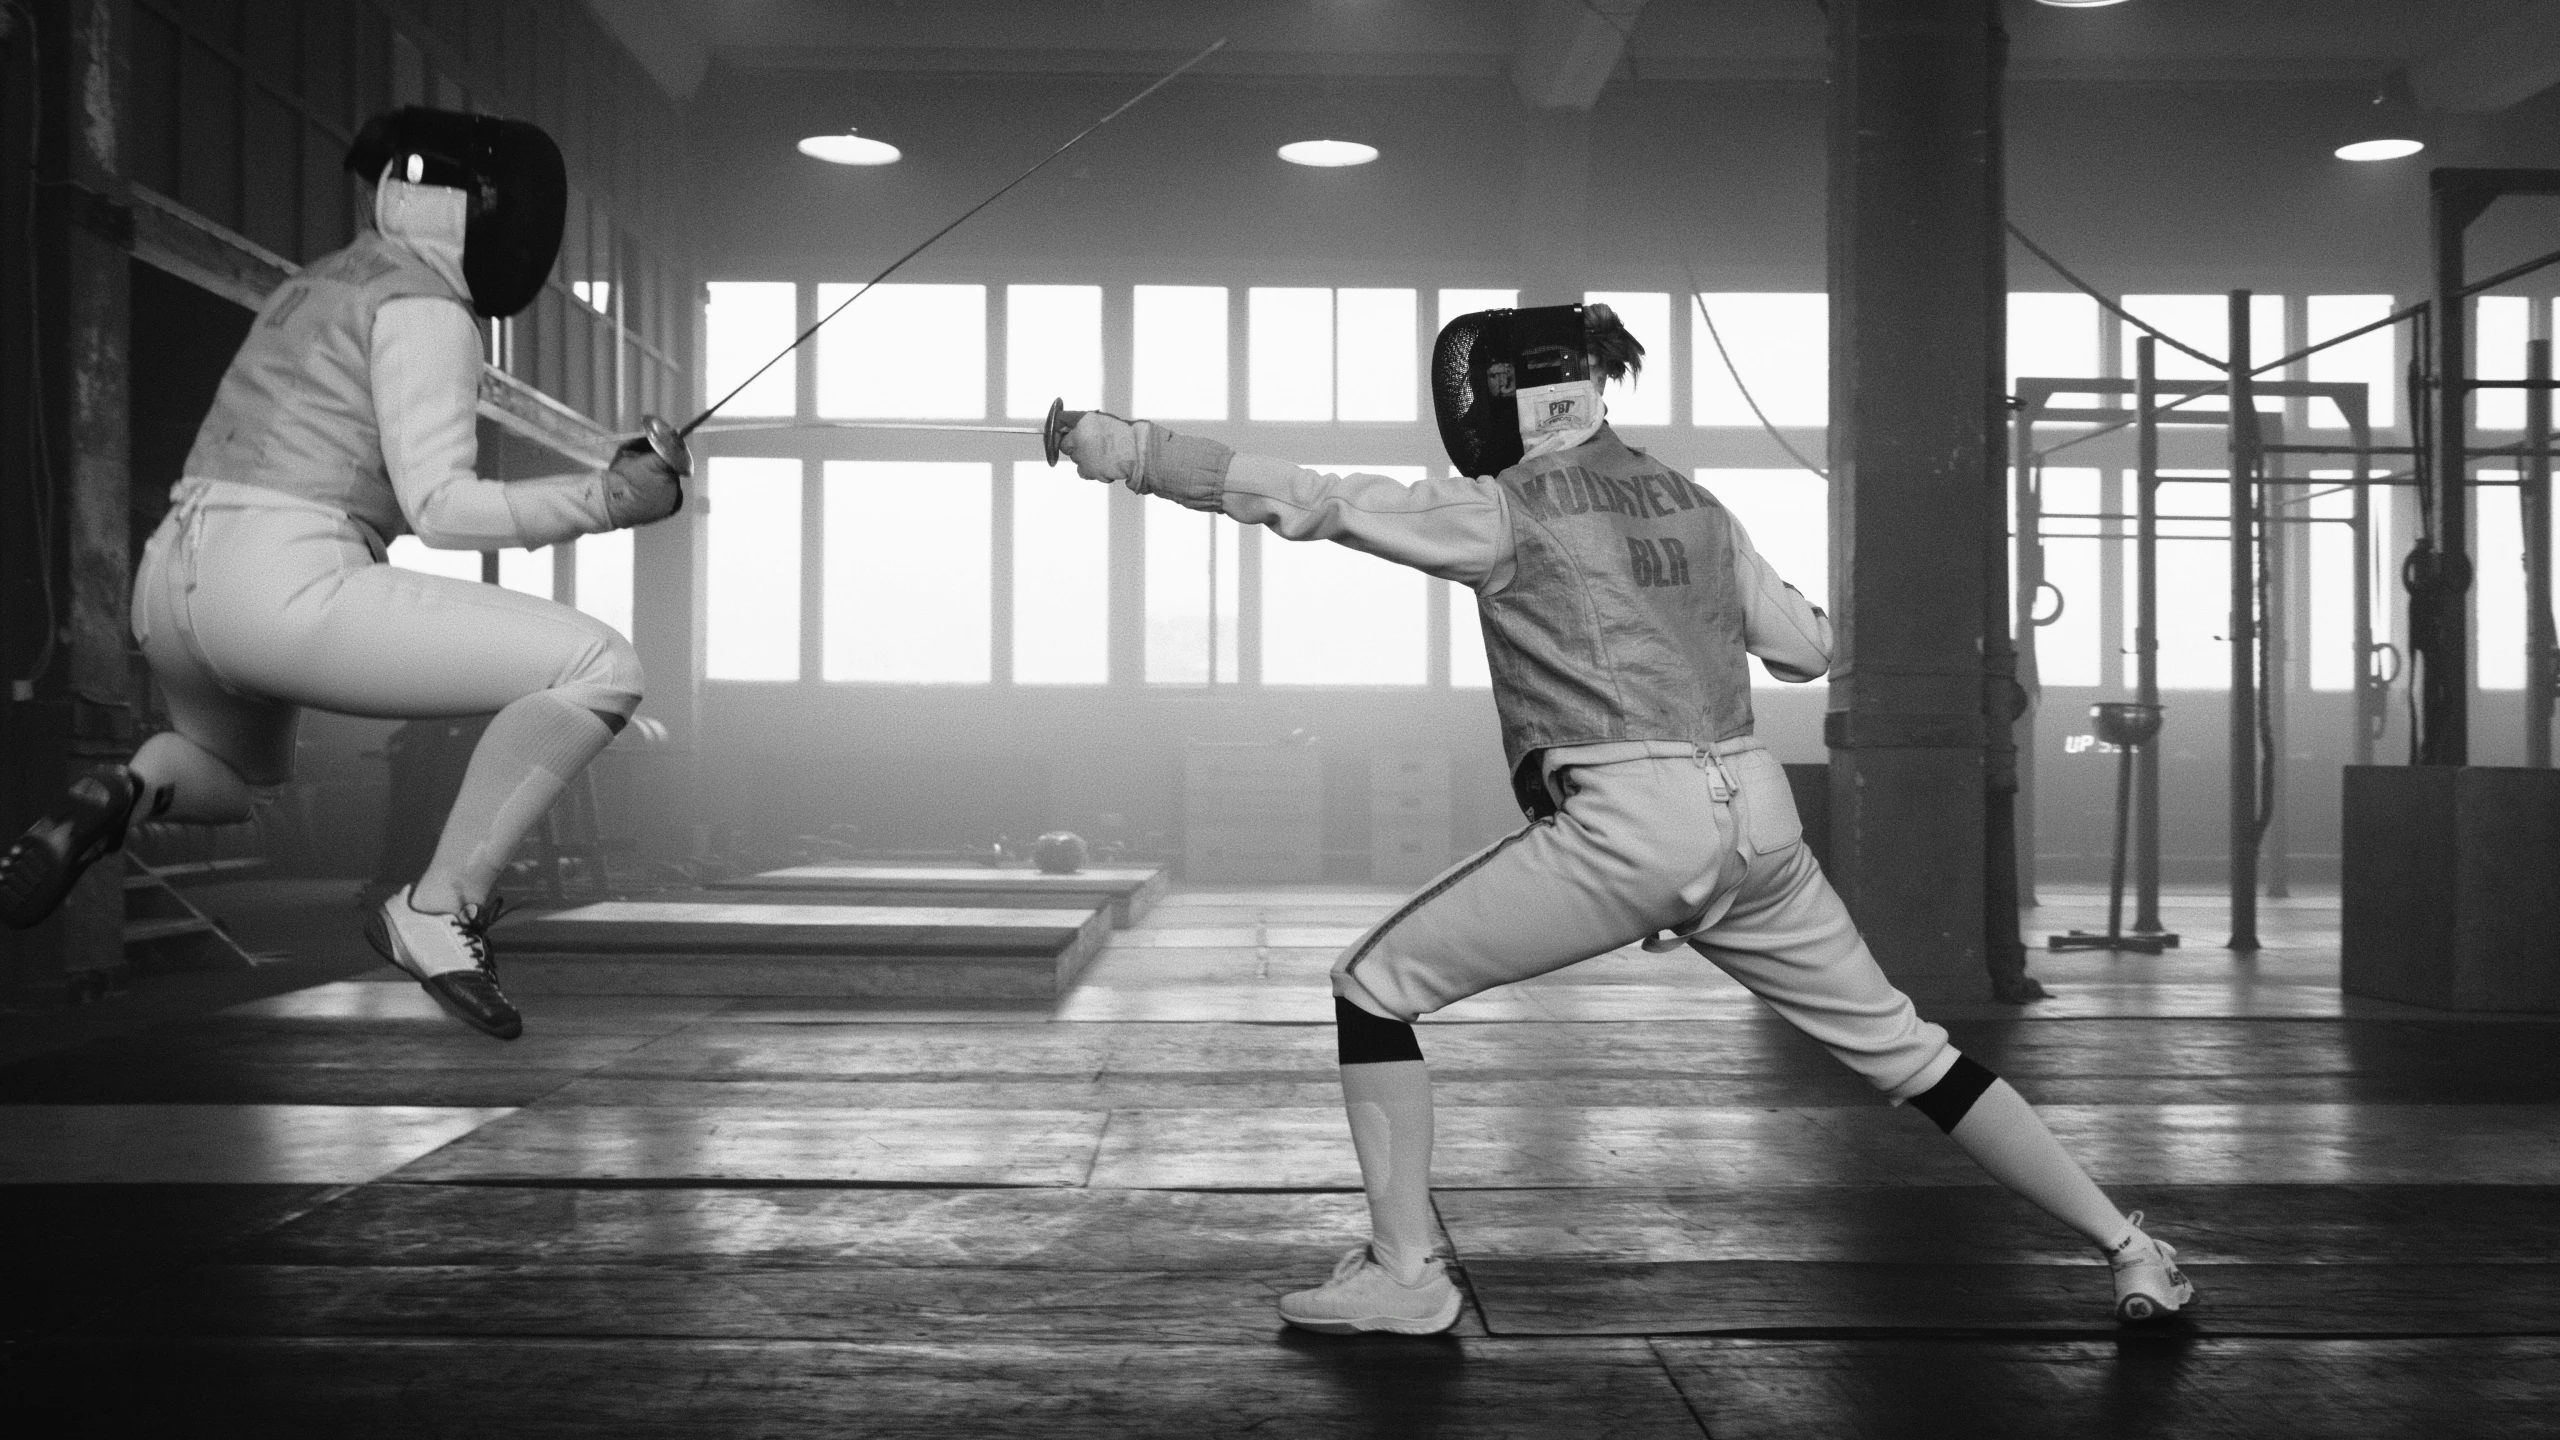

{"left": 132, "top": 479, "right": 643, "bottom": 792}
{"left": 1331, "top": 740, "right": 1959, "bottom": 1102}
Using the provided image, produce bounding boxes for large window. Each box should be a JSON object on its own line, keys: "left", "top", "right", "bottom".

{"left": 1007, "top": 285, "right": 1104, "bottom": 419}
{"left": 1584, "top": 291, "right": 1671, "bottom": 425}
{"left": 2307, "top": 472, "right": 2392, "bottom": 692}
{"left": 704, "top": 282, "right": 797, "bottom": 418}
{"left": 1694, "top": 293, "right": 1826, "bottom": 428}
{"left": 1249, "top": 288, "right": 1420, "bottom": 422}
{"left": 1145, "top": 506, "right": 1239, "bottom": 684}
{"left": 2479, "top": 471, "right": 2524, "bottom": 691}
{"left": 1134, "top": 285, "right": 1228, "bottom": 419}
{"left": 2009, "top": 293, "right": 2100, "bottom": 389}
{"left": 2030, "top": 468, "right": 2103, "bottom": 688}
{"left": 1013, "top": 463, "right": 1110, "bottom": 685}
{"left": 2307, "top": 295, "right": 2398, "bottom": 430}
{"left": 2475, "top": 297, "right": 2535, "bottom": 433}
{"left": 817, "top": 284, "right": 985, "bottom": 420}
{"left": 2123, "top": 473, "right": 2231, "bottom": 690}
{"left": 2119, "top": 294, "right": 2285, "bottom": 412}
{"left": 497, "top": 548, "right": 551, "bottom": 598}
{"left": 706, "top": 457, "right": 802, "bottom": 681}
{"left": 1263, "top": 466, "right": 1430, "bottom": 685}
{"left": 385, "top": 536, "right": 481, "bottom": 583}
{"left": 1700, "top": 468, "right": 1827, "bottom": 688}
{"left": 1450, "top": 574, "right": 1492, "bottom": 688}
{"left": 576, "top": 530, "right": 636, "bottom": 641}
{"left": 822, "top": 462, "right": 991, "bottom": 683}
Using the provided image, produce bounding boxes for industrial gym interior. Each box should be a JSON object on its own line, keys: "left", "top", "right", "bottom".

{"left": 3, "top": 1, "right": 2557, "bottom": 1434}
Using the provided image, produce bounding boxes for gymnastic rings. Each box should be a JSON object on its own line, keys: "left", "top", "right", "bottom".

{"left": 2028, "top": 579, "right": 2067, "bottom": 628}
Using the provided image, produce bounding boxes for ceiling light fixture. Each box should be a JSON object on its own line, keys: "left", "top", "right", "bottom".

{"left": 1278, "top": 139, "right": 1378, "bottom": 168}
{"left": 2034, "top": 0, "right": 2131, "bottom": 7}
{"left": 2334, "top": 137, "right": 2425, "bottom": 162}
{"left": 798, "top": 131, "right": 902, "bottom": 166}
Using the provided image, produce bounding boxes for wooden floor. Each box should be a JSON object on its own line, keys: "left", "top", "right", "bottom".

{"left": 3, "top": 881, "right": 2556, "bottom": 1437}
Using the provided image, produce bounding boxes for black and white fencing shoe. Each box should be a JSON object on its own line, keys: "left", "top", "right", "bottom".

{"left": 1278, "top": 1246, "right": 1462, "bottom": 1335}
{"left": 0, "top": 767, "right": 150, "bottom": 930}
{"left": 366, "top": 887, "right": 523, "bottom": 1041}
{"left": 2107, "top": 1211, "right": 2196, "bottom": 1323}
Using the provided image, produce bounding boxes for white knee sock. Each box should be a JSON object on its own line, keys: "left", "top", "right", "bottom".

{"left": 128, "top": 732, "right": 257, "bottom": 825}
{"left": 1341, "top": 1059, "right": 1437, "bottom": 1284}
{"left": 412, "top": 691, "right": 614, "bottom": 914}
{"left": 1947, "top": 1079, "right": 2134, "bottom": 1251}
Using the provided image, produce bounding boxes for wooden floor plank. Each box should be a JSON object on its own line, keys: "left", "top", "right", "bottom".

{"left": 1653, "top": 1337, "right": 2560, "bottom": 1439}
{"left": 239, "top": 1186, "right": 1384, "bottom": 1269}
{"left": 1437, "top": 1184, "right": 2560, "bottom": 1264}
{"left": 388, "top": 1106, "right": 1107, "bottom": 1186}
{"left": 1468, "top": 1258, "right": 2560, "bottom": 1336}
{"left": 9, "top": 1336, "right": 1711, "bottom": 1439}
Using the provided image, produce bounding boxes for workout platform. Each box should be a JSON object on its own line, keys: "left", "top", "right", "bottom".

{"left": 710, "top": 863, "right": 1169, "bottom": 928}
{"left": 495, "top": 900, "right": 1113, "bottom": 1000}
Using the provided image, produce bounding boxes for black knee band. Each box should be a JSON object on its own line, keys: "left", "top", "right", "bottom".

{"left": 1335, "top": 995, "right": 1423, "bottom": 1065}
{"left": 1907, "top": 1054, "right": 1999, "bottom": 1135}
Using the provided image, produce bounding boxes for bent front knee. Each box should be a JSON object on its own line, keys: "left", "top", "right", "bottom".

{"left": 554, "top": 627, "right": 644, "bottom": 716}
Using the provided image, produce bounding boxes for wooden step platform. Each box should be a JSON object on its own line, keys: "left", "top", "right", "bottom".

{"left": 709, "top": 863, "right": 1168, "bottom": 928}
{"left": 495, "top": 901, "right": 1112, "bottom": 1000}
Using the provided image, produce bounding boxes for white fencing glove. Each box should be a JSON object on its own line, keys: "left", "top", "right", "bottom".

{"left": 602, "top": 437, "right": 685, "bottom": 528}
{"left": 1062, "top": 411, "right": 1146, "bottom": 486}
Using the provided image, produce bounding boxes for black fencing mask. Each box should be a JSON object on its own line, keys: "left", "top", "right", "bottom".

{"left": 346, "top": 107, "right": 567, "bottom": 319}
{"left": 1430, "top": 304, "right": 1596, "bottom": 477}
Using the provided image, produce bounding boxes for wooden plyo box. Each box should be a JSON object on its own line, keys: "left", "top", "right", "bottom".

{"left": 496, "top": 901, "right": 1113, "bottom": 1000}
{"left": 711, "top": 864, "right": 1169, "bottom": 928}
{"left": 2342, "top": 765, "right": 2560, "bottom": 1012}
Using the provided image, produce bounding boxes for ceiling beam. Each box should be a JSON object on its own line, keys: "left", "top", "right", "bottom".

{"left": 2412, "top": 0, "right": 2560, "bottom": 113}
{"left": 1510, "top": 0, "right": 1648, "bottom": 111}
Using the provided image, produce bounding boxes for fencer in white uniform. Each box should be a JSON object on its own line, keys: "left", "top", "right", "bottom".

{"left": 0, "top": 108, "right": 685, "bottom": 1040}
{"left": 1060, "top": 302, "right": 2194, "bottom": 1333}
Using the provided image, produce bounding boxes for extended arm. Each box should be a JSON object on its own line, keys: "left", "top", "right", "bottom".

{"left": 374, "top": 299, "right": 681, "bottom": 549}
{"left": 1063, "top": 418, "right": 1511, "bottom": 588}
{"left": 1735, "top": 523, "right": 1833, "bottom": 682}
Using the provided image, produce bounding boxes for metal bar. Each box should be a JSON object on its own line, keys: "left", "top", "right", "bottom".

{"left": 2353, "top": 466, "right": 2376, "bottom": 768}
{"left": 2226, "top": 291, "right": 2260, "bottom": 951}
{"left": 2528, "top": 336, "right": 2554, "bottom": 768}
{"left": 2264, "top": 416, "right": 2293, "bottom": 900}
{"left": 2424, "top": 188, "right": 2473, "bottom": 764}
{"left": 2134, "top": 339, "right": 2165, "bottom": 936}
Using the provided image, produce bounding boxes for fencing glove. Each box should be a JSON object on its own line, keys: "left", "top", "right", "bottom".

{"left": 602, "top": 437, "right": 684, "bottom": 528}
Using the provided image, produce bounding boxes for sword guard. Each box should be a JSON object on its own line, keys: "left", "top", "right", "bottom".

{"left": 1042, "top": 397, "right": 1086, "bottom": 467}
{"left": 643, "top": 414, "right": 694, "bottom": 478}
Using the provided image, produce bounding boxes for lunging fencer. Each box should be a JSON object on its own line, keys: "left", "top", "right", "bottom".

{"left": 1059, "top": 302, "right": 2193, "bottom": 1333}
{"left": 0, "top": 108, "right": 687, "bottom": 1039}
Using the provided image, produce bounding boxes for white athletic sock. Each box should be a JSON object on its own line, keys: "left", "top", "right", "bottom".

{"left": 412, "top": 691, "right": 613, "bottom": 914}
{"left": 1341, "top": 1059, "right": 1437, "bottom": 1285}
{"left": 1947, "top": 1078, "right": 2134, "bottom": 1251}
{"left": 128, "top": 731, "right": 256, "bottom": 825}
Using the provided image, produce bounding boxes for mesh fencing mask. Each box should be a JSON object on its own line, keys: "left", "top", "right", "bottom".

{"left": 347, "top": 107, "right": 568, "bottom": 319}
{"left": 1430, "top": 304, "right": 1596, "bottom": 477}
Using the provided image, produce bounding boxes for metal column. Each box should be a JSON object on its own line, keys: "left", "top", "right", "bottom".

{"left": 2132, "top": 339, "right": 2166, "bottom": 936}
{"left": 2226, "top": 291, "right": 2261, "bottom": 952}
{"left": 2529, "top": 336, "right": 2555, "bottom": 768}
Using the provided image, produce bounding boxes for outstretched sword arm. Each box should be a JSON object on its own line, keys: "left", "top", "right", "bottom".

{"left": 637, "top": 38, "right": 1226, "bottom": 479}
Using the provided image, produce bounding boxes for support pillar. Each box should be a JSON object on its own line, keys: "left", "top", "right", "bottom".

{"left": 1823, "top": 0, "right": 2002, "bottom": 984}
{"left": 3, "top": 0, "right": 133, "bottom": 1007}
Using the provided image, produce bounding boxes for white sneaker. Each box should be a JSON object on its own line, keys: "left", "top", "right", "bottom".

{"left": 1278, "top": 1246, "right": 1462, "bottom": 1335}
{"left": 2106, "top": 1211, "right": 2195, "bottom": 1323}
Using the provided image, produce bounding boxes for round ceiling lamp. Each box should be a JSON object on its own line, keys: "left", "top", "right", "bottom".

{"left": 2035, "top": 0, "right": 2131, "bottom": 7}
{"left": 798, "top": 131, "right": 902, "bottom": 166}
{"left": 1278, "top": 139, "right": 1378, "bottom": 168}
{"left": 2334, "top": 137, "right": 2425, "bottom": 162}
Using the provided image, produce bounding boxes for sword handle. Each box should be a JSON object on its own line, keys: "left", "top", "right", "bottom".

{"left": 1042, "top": 397, "right": 1086, "bottom": 467}
{"left": 643, "top": 413, "right": 694, "bottom": 478}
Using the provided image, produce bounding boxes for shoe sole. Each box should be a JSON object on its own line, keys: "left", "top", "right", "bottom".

{"left": 1280, "top": 1291, "right": 1463, "bottom": 1336}
{"left": 2115, "top": 1283, "right": 2196, "bottom": 1324}
{"left": 364, "top": 908, "right": 521, "bottom": 1041}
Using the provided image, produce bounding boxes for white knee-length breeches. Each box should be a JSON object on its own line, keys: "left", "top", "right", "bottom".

{"left": 1332, "top": 741, "right": 1957, "bottom": 1101}
{"left": 133, "top": 479, "right": 643, "bottom": 786}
